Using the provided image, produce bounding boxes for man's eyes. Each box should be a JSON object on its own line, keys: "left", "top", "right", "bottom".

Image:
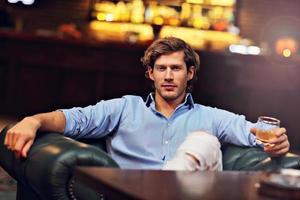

{"left": 156, "top": 66, "right": 166, "bottom": 71}
{"left": 172, "top": 66, "right": 181, "bottom": 70}
{"left": 155, "top": 66, "right": 182, "bottom": 71}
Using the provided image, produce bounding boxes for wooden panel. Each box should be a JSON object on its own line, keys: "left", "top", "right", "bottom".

{"left": 0, "top": 61, "right": 9, "bottom": 106}
{"left": 0, "top": 31, "right": 150, "bottom": 115}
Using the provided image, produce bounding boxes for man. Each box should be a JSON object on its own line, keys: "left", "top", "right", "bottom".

{"left": 3, "top": 37, "right": 289, "bottom": 170}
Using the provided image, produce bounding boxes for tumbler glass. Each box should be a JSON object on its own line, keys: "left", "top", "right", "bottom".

{"left": 256, "top": 116, "right": 280, "bottom": 144}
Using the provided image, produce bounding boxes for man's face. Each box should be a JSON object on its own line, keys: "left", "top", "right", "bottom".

{"left": 148, "top": 51, "right": 194, "bottom": 102}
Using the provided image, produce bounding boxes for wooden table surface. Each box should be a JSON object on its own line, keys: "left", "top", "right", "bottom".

{"left": 75, "top": 167, "right": 275, "bottom": 200}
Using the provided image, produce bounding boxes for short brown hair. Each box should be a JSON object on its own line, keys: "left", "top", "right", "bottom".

{"left": 141, "top": 37, "right": 200, "bottom": 92}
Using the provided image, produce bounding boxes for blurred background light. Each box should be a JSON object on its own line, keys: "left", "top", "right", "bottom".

{"left": 275, "top": 37, "right": 298, "bottom": 58}
{"left": 23, "top": 0, "right": 34, "bottom": 5}
{"left": 229, "top": 44, "right": 247, "bottom": 54}
{"left": 7, "top": 0, "right": 35, "bottom": 5}
{"left": 7, "top": 0, "right": 19, "bottom": 3}
{"left": 282, "top": 49, "right": 292, "bottom": 58}
{"left": 229, "top": 44, "right": 261, "bottom": 55}
{"left": 247, "top": 46, "right": 261, "bottom": 55}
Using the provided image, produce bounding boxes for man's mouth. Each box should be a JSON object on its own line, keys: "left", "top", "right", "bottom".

{"left": 162, "top": 84, "right": 176, "bottom": 90}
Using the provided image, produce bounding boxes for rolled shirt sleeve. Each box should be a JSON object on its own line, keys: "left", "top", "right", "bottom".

{"left": 59, "top": 97, "right": 127, "bottom": 139}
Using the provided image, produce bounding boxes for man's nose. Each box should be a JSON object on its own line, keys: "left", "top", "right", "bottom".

{"left": 165, "top": 68, "right": 173, "bottom": 80}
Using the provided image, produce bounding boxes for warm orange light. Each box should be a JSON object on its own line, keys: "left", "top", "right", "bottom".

{"left": 276, "top": 37, "right": 298, "bottom": 57}
{"left": 282, "top": 49, "right": 292, "bottom": 57}
{"left": 160, "top": 26, "right": 240, "bottom": 50}
{"left": 96, "top": 13, "right": 106, "bottom": 21}
{"left": 89, "top": 21, "right": 154, "bottom": 42}
{"left": 153, "top": 16, "right": 164, "bottom": 25}
{"left": 193, "top": 18, "right": 203, "bottom": 29}
{"left": 168, "top": 18, "right": 180, "bottom": 26}
{"left": 186, "top": 0, "right": 204, "bottom": 4}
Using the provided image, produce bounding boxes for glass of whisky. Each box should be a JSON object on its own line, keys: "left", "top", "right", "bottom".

{"left": 256, "top": 116, "right": 280, "bottom": 145}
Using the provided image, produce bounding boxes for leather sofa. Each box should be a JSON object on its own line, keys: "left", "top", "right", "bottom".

{"left": 0, "top": 124, "right": 300, "bottom": 200}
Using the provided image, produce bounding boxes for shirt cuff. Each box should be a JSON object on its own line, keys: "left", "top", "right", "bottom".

{"left": 57, "top": 109, "right": 73, "bottom": 135}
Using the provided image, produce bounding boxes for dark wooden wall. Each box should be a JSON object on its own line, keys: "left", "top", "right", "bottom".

{"left": 0, "top": 32, "right": 150, "bottom": 115}
{"left": 238, "top": 0, "right": 300, "bottom": 45}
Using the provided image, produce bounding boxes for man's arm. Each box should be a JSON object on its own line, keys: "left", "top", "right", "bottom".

{"left": 3, "top": 111, "right": 66, "bottom": 158}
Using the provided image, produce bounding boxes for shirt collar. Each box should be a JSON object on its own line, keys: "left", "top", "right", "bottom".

{"left": 145, "top": 93, "right": 195, "bottom": 108}
{"left": 145, "top": 92, "right": 155, "bottom": 107}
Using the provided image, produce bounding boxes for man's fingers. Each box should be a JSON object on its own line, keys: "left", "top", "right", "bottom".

{"left": 3, "top": 119, "right": 38, "bottom": 157}
{"left": 275, "top": 147, "right": 290, "bottom": 155}
{"left": 11, "top": 132, "right": 18, "bottom": 149}
{"left": 270, "top": 133, "right": 288, "bottom": 144}
{"left": 275, "top": 127, "right": 286, "bottom": 137}
{"left": 21, "top": 140, "right": 34, "bottom": 158}
{"left": 3, "top": 131, "right": 9, "bottom": 146}
{"left": 267, "top": 146, "right": 289, "bottom": 156}
{"left": 265, "top": 140, "right": 288, "bottom": 151}
{"left": 4, "top": 132, "right": 9, "bottom": 146}
{"left": 13, "top": 137, "right": 27, "bottom": 152}
{"left": 265, "top": 139, "right": 290, "bottom": 155}
{"left": 4, "top": 131, "right": 13, "bottom": 149}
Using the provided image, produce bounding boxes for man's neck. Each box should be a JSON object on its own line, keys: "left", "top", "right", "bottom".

{"left": 154, "top": 93, "right": 186, "bottom": 118}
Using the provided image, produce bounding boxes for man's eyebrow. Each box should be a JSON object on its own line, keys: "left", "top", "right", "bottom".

{"left": 154, "top": 64, "right": 166, "bottom": 67}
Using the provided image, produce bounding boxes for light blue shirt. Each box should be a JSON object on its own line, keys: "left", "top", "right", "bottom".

{"left": 61, "top": 93, "right": 257, "bottom": 169}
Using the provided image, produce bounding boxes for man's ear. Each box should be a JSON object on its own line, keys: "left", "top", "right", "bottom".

{"left": 147, "top": 66, "right": 154, "bottom": 80}
{"left": 187, "top": 66, "right": 195, "bottom": 81}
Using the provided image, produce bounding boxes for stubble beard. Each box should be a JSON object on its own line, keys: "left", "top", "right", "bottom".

{"left": 159, "top": 88, "right": 186, "bottom": 103}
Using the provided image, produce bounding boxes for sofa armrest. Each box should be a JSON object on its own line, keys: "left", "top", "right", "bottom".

{"left": 222, "top": 145, "right": 300, "bottom": 171}
{"left": 0, "top": 125, "right": 119, "bottom": 200}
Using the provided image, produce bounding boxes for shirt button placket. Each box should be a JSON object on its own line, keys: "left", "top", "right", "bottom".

{"left": 163, "top": 121, "right": 171, "bottom": 161}
{"left": 165, "top": 122, "right": 170, "bottom": 145}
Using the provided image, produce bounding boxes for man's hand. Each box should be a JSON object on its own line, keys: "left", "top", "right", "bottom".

{"left": 4, "top": 117, "right": 41, "bottom": 158}
{"left": 251, "top": 127, "right": 290, "bottom": 156}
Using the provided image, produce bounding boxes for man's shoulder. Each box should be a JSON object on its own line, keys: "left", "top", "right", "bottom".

{"left": 122, "top": 95, "right": 144, "bottom": 100}
{"left": 96, "top": 95, "right": 145, "bottom": 107}
{"left": 193, "top": 103, "right": 232, "bottom": 114}
{"left": 193, "top": 102, "right": 213, "bottom": 110}
{"left": 121, "top": 95, "right": 146, "bottom": 104}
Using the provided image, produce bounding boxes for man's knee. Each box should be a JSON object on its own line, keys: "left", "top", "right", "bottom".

{"left": 179, "top": 130, "right": 222, "bottom": 171}
{"left": 182, "top": 130, "right": 221, "bottom": 150}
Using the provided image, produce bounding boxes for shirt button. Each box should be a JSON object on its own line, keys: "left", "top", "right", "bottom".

{"left": 165, "top": 140, "right": 169, "bottom": 144}
{"left": 167, "top": 123, "right": 170, "bottom": 126}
